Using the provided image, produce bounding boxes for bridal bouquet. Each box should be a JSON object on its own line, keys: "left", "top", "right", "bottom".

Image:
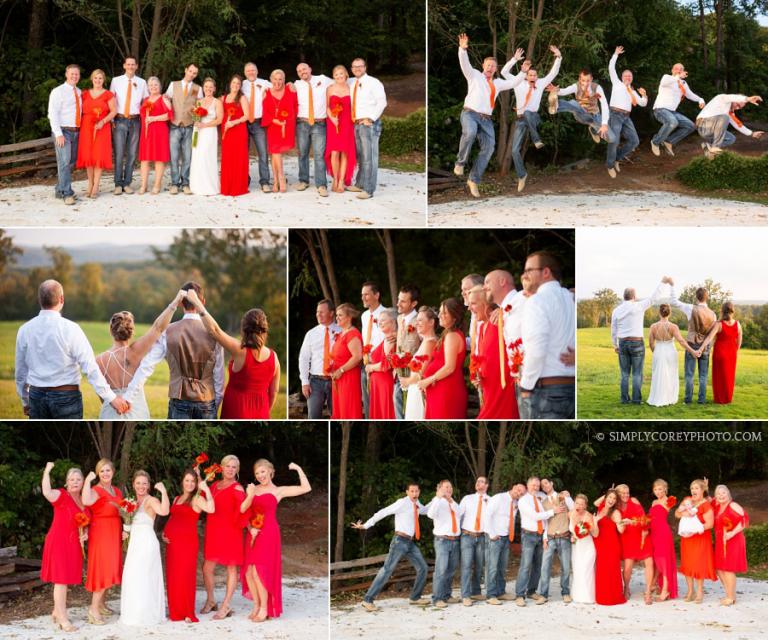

{"left": 249, "top": 510, "right": 265, "bottom": 547}
{"left": 73, "top": 512, "right": 90, "bottom": 558}
{"left": 408, "top": 354, "right": 429, "bottom": 373}
{"left": 119, "top": 497, "right": 138, "bottom": 550}
{"left": 388, "top": 352, "right": 413, "bottom": 378}
{"left": 665, "top": 496, "right": 678, "bottom": 509}
{"left": 190, "top": 103, "right": 208, "bottom": 147}
{"left": 507, "top": 338, "right": 524, "bottom": 376}
{"left": 573, "top": 520, "right": 591, "bottom": 539}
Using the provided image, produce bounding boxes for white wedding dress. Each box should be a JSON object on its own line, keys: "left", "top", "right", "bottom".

{"left": 404, "top": 385, "right": 425, "bottom": 419}
{"left": 647, "top": 326, "right": 680, "bottom": 407}
{"left": 99, "top": 347, "right": 150, "bottom": 420}
{"left": 119, "top": 501, "right": 165, "bottom": 626}
{"left": 189, "top": 100, "right": 220, "bottom": 195}
{"left": 569, "top": 519, "right": 596, "bottom": 604}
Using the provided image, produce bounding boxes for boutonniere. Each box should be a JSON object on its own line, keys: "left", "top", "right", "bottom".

{"left": 407, "top": 325, "right": 415, "bottom": 333}
{"left": 504, "top": 304, "right": 512, "bottom": 313}
{"left": 372, "top": 317, "right": 378, "bottom": 324}
{"left": 132, "top": 81, "right": 137, "bottom": 88}
{"left": 315, "top": 80, "right": 322, "bottom": 87}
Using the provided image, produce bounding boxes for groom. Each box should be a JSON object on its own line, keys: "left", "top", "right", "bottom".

{"left": 124, "top": 281, "right": 224, "bottom": 418}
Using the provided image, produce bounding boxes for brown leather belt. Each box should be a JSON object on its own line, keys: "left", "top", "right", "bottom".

{"left": 435, "top": 535, "right": 460, "bottom": 541}
{"left": 536, "top": 376, "right": 575, "bottom": 387}
{"left": 548, "top": 531, "right": 570, "bottom": 540}
{"left": 395, "top": 531, "right": 413, "bottom": 540}
{"left": 115, "top": 114, "right": 140, "bottom": 120}
{"left": 461, "top": 529, "right": 484, "bottom": 537}
{"left": 60, "top": 126, "right": 79, "bottom": 132}
{"left": 522, "top": 528, "right": 544, "bottom": 535}
{"left": 611, "top": 107, "right": 630, "bottom": 114}
{"left": 310, "top": 374, "right": 332, "bottom": 381}
{"left": 620, "top": 337, "right": 644, "bottom": 342}
{"left": 31, "top": 384, "right": 79, "bottom": 392}
{"left": 298, "top": 117, "right": 326, "bottom": 123}
{"left": 463, "top": 108, "right": 492, "bottom": 121}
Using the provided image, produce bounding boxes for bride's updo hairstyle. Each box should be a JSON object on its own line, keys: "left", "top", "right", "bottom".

{"left": 241, "top": 308, "right": 269, "bottom": 351}
{"left": 417, "top": 305, "right": 438, "bottom": 331}
{"left": 110, "top": 311, "right": 135, "bottom": 341}
{"left": 659, "top": 304, "right": 671, "bottom": 318}
{"left": 203, "top": 77, "right": 216, "bottom": 92}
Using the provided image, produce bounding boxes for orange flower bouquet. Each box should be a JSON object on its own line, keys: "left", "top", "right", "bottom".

{"left": 223, "top": 106, "right": 238, "bottom": 140}
{"left": 119, "top": 497, "right": 138, "bottom": 550}
{"left": 574, "top": 520, "right": 591, "bottom": 539}
{"left": 329, "top": 103, "right": 343, "bottom": 134}
{"left": 507, "top": 338, "right": 524, "bottom": 376}
{"left": 194, "top": 452, "right": 209, "bottom": 468}
{"left": 191, "top": 103, "right": 208, "bottom": 147}
{"left": 249, "top": 511, "right": 265, "bottom": 547}
{"left": 204, "top": 463, "right": 223, "bottom": 483}
{"left": 73, "top": 512, "right": 90, "bottom": 558}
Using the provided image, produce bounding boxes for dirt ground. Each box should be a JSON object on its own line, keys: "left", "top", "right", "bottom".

{"left": 381, "top": 64, "right": 426, "bottom": 117}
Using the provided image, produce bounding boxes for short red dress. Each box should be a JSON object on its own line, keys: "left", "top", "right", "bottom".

{"left": 331, "top": 328, "right": 363, "bottom": 419}
{"left": 714, "top": 502, "right": 748, "bottom": 573}
{"left": 477, "top": 321, "right": 519, "bottom": 420}
{"left": 594, "top": 512, "right": 626, "bottom": 605}
{"left": 85, "top": 485, "right": 124, "bottom": 592}
{"left": 41, "top": 490, "right": 89, "bottom": 584}
{"left": 242, "top": 493, "right": 283, "bottom": 618}
{"left": 368, "top": 341, "right": 395, "bottom": 419}
{"left": 679, "top": 498, "right": 717, "bottom": 580}
{"left": 262, "top": 89, "right": 298, "bottom": 153}
{"left": 619, "top": 498, "right": 653, "bottom": 561}
{"left": 712, "top": 321, "right": 739, "bottom": 404}
{"left": 325, "top": 94, "right": 356, "bottom": 185}
{"left": 76, "top": 89, "right": 113, "bottom": 169}
{"left": 220, "top": 96, "right": 249, "bottom": 196}
{"left": 139, "top": 96, "right": 172, "bottom": 162}
{"left": 165, "top": 497, "right": 201, "bottom": 622}
{"left": 424, "top": 331, "right": 467, "bottom": 419}
{"left": 220, "top": 349, "right": 277, "bottom": 419}
{"left": 204, "top": 481, "right": 246, "bottom": 565}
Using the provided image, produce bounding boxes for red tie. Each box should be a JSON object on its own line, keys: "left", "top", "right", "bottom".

{"left": 487, "top": 77, "right": 496, "bottom": 110}
{"left": 413, "top": 502, "right": 420, "bottom": 540}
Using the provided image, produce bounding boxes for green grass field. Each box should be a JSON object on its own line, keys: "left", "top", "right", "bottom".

{"left": 1, "top": 321, "right": 286, "bottom": 419}
{"left": 577, "top": 327, "right": 768, "bottom": 419}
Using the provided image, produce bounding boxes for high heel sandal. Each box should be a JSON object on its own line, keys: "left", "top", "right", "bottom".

{"left": 655, "top": 591, "right": 670, "bottom": 602}
{"left": 684, "top": 592, "right": 695, "bottom": 602}
{"left": 254, "top": 607, "right": 268, "bottom": 622}
{"left": 212, "top": 605, "right": 233, "bottom": 620}
{"left": 99, "top": 604, "right": 114, "bottom": 616}
{"left": 643, "top": 591, "right": 653, "bottom": 605}
{"left": 52, "top": 614, "right": 76, "bottom": 632}
{"left": 87, "top": 611, "right": 105, "bottom": 626}
{"left": 694, "top": 593, "right": 704, "bottom": 604}
{"left": 200, "top": 601, "right": 218, "bottom": 614}
{"left": 720, "top": 597, "right": 735, "bottom": 606}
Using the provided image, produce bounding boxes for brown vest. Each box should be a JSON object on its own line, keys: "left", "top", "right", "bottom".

{"left": 575, "top": 82, "right": 601, "bottom": 115}
{"left": 170, "top": 81, "right": 201, "bottom": 126}
{"left": 165, "top": 319, "right": 218, "bottom": 402}
{"left": 396, "top": 314, "right": 421, "bottom": 355}
{"left": 687, "top": 304, "right": 717, "bottom": 345}
{"left": 543, "top": 493, "right": 569, "bottom": 536}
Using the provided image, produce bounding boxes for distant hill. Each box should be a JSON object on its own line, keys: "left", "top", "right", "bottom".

{"left": 15, "top": 243, "right": 168, "bottom": 268}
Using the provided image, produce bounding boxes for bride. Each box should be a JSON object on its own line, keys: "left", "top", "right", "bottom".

{"left": 647, "top": 303, "right": 699, "bottom": 407}
{"left": 119, "top": 471, "right": 169, "bottom": 626}
{"left": 569, "top": 494, "right": 597, "bottom": 604}
{"left": 398, "top": 306, "right": 438, "bottom": 420}
{"left": 96, "top": 290, "right": 186, "bottom": 419}
{"left": 189, "top": 77, "right": 222, "bottom": 195}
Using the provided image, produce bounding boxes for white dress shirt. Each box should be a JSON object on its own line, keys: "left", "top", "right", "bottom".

{"left": 652, "top": 74, "right": 704, "bottom": 111}
{"left": 164, "top": 80, "right": 203, "bottom": 100}
{"left": 501, "top": 289, "right": 527, "bottom": 347}
{"left": 295, "top": 75, "right": 333, "bottom": 119}
{"left": 243, "top": 78, "right": 272, "bottom": 119}
{"left": 608, "top": 54, "right": 648, "bottom": 112}
{"left": 698, "top": 94, "right": 753, "bottom": 136}
{"left": 362, "top": 496, "right": 427, "bottom": 536}
{"left": 517, "top": 492, "right": 553, "bottom": 533}
{"left": 109, "top": 75, "right": 149, "bottom": 116}
{"left": 298, "top": 322, "right": 340, "bottom": 384}
{"left": 502, "top": 56, "right": 562, "bottom": 116}
{"left": 520, "top": 281, "right": 575, "bottom": 390}
{"left": 347, "top": 74, "right": 387, "bottom": 121}
{"left": 459, "top": 492, "right": 490, "bottom": 532}
{"left": 15, "top": 310, "right": 116, "bottom": 406}
{"left": 460, "top": 48, "right": 525, "bottom": 115}
{"left": 361, "top": 305, "right": 385, "bottom": 350}
{"left": 557, "top": 83, "right": 610, "bottom": 125}
{"left": 484, "top": 491, "right": 517, "bottom": 539}
{"left": 48, "top": 82, "right": 82, "bottom": 136}
{"left": 610, "top": 283, "right": 664, "bottom": 347}
{"left": 123, "top": 313, "right": 225, "bottom": 406}
{"left": 427, "top": 496, "right": 461, "bottom": 536}
{"left": 466, "top": 312, "right": 476, "bottom": 352}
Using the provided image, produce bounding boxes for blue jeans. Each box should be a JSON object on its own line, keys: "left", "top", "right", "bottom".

{"left": 556, "top": 100, "right": 616, "bottom": 144}
{"left": 515, "top": 530, "right": 544, "bottom": 598}
{"left": 354, "top": 119, "right": 382, "bottom": 195}
{"left": 307, "top": 375, "right": 332, "bottom": 419}
{"left": 456, "top": 109, "right": 496, "bottom": 183}
{"left": 247, "top": 120, "right": 270, "bottom": 186}
{"left": 606, "top": 111, "right": 640, "bottom": 168}
{"left": 393, "top": 377, "right": 404, "bottom": 420}
{"left": 169, "top": 125, "right": 193, "bottom": 187}
{"left": 511, "top": 112, "right": 542, "bottom": 178}
{"left": 485, "top": 536, "right": 511, "bottom": 598}
{"left": 28, "top": 388, "right": 83, "bottom": 419}
{"left": 697, "top": 114, "right": 736, "bottom": 150}
{"left": 296, "top": 120, "right": 327, "bottom": 187}
{"left": 537, "top": 536, "right": 571, "bottom": 597}
{"left": 518, "top": 384, "right": 575, "bottom": 419}
{"left": 361, "top": 368, "right": 370, "bottom": 418}
{"left": 652, "top": 108, "right": 695, "bottom": 146}
{"left": 53, "top": 129, "right": 79, "bottom": 198}
{"left": 167, "top": 398, "right": 217, "bottom": 419}
{"left": 684, "top": 342, "right": 711, "bottom": 403}
{"left": 619, "top": 338, "right": 645, "bottom": 403}
{"left": 432, "top": 537, "right": 460, "bottom": 603}
{"left": 460, "top": 533, "right": 486, "bottom": 598}
{"left": 363, "top": 535, "right": 428, "bottom": 603}
{"left": 112, "top": 117, "right": 140, "bottom": 188}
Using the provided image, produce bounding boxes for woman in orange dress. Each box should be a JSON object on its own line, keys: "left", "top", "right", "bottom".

{"left": 365, "top": 307, "right": 397, "bottom": 419}
{"left": 76, "top": 69, "right": 116, "bottom": 198}
{"left": 81, "top": 458, "right": 125, "bottom": 625}
{"left": 675, "top": 478, "right": 716, "bottom": 603}
{"left": 138, "top": 76, "right": 173, "bottom": 194}
{"left": 261, "top": 69, "right": 298, "bottom": 192}
{"left": 713, "top": 484, "right": 748, "bottom": 606}
{"left": 330, "top": 303, "right": 363, "bottom": 419}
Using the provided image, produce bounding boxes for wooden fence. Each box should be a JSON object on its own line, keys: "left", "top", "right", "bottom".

{"left": 0, "top": 137, "right": 56, "bottom": 178}
{"left": 330, "top": 553, "right": 435, "bottom": 596}
{"left": 0, "top": 546, "right": 44, "bottom": 602}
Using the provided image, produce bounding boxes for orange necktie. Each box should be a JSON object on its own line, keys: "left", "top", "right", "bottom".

{"left": 487, "top": 76, "right": 496, "bottom": 110}
{"left": 497, "top": 308, "right": 506, "bottom": 389}
{"left": 308, "top": 79, "right": 315, "bottom": 126}
{"left": 729, "top": 110, "right": 744, "bottom": 128}
{"left": 351, "top": 79, "right": 359, "bottom": 121}
{"left": 123, "top": 79, "right": 132, "bottom": 117}
{"left": 73, "top": 87, "right": 81, "bottom": 127}
{"left": 363, "top": 313, "right": 373, "bottom": 364}
{"left": 323, "top": 326, "right": 331, "bottom": 374}
{"left": 413, "top": 502, "right": 420, "bottom": 540}
{"left": 508, "top": 498, "right": 515, "bottom": 542}
{"left": 183, "top": 82, "right": 188, "bottom": 99}
{"left": 522, "top": 83, "right": 534, "bottom": 109}
{"left": 449, "top": 500, "right": 458, "bottom": 534}
{"left": 248, "top": 81, "right": 255, "bottom": 122}
{"left": 533, "top": 495, "right": 543, "bottom": 534}
{"left": 473, "top": 495, "right": 483, "bottom": 531}
{"left": 626, "top": 85, "right": 637, "bottom": 107}
{"left": 677, "top": 80, "right": 686, "bottom": 98}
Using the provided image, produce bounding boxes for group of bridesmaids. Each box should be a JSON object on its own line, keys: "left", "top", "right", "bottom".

{"left": 40, "top": 455, "right": 311, "bottom": 631}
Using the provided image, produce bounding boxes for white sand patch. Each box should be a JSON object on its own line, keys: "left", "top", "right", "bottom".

{"left": 0, "top": 577, "right": 328, "bottom": 639}
{"left": 332, "top": 572, "right": 765, "bottom": 640}
{"left": 429, "top": 191, "right": 768, "bottom": 227}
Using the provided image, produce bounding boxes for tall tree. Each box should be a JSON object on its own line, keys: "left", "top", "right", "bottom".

{"left": 334, "top": 422, "right": 351, "bottom": 562}
{"left": 0, "top": 230, "right": 22, "bottom": 276}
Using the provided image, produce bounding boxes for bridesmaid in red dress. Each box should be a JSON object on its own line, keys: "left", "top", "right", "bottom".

{"left": 76, "top": 69, "right": 116, "bottom": 198}
{"left": 613, "top": 484, "right": 654, "bottom": 603}
{"left": 593, "top": 489, "right": 627, "bottom": 606}
{"left": 713, "top": 484, "right": 748, "bottom": 606}
{"left": 676, "top": 478, "right": 716, "bottom": 603}
{"left": 138, "top": 76, "right": 172, "bottom": 194}
{"left": 186, "top": 290, "right": 281, "bottom": 418}
{"left": 325, "top": 65, "right": 356, "bottom": 192}
{"left": 220, "top": 75, "right": 250, "bottom": 196}
{"left": 418, "top": 298, "right": 467, "bottom": 418}
{"left": 365, "top": 308, "right": 397, "bottom": 419}
{"left": 699, "top": 302, "right": 742, "bottom": 404}
{"left": 330, "top": 303, "right": 364, "bottom": 419}
{"left": 41, "top": 462, "right": 89, "bottom": 631}
{"left": 202, "top": 455, "right": 247, "bottom": 619}
{"left": 164, "top": 469, "right": 215, "bottom": 622}
{"left": 649, "top": 479, "right": 678, "bottom": 601}
{"left": 261, "top": 69, "right": 298, "bottom": 192}
{"left": 81, "top": 458, "right": 125, "bottom": 625}
{"left": 240, "top": 459, "right": 312, "bottom": 622}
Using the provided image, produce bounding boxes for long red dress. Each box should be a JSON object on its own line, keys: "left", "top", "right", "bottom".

{"left": 325, "top": 94, "right": 356, "bottom": 185}
{"left": 594, "top": 513, "right": 626, "bottom": 605}
{"left": 369, "top": 341, "right": 395, "bottom": 419}
{"left": 165, "top": 497, "right": 201, "bottom": 622}
{"left": 261, "top": 89, "right": 298, "bottom": 153}
{"left": 220, "top": 96, "right": 249, "bottom": 196}
{"left": 41, "top": 490, "right": 89, "bottom": 584}
{"left": 649, "top": 502, "right": 678, "bottom": 598}
{"left": 220, "top": 349, "right": 276, "bottom": 419}
{"left": 714, "top": 502, "right": 748, "bottom": 573}
{"left": 139, "top": 96, "right": 172, "bottom": 162}
{"left": 241, "top": 493, "right": 283, "bottom": 618}
{"left": 619, "top": 499, "right": 653, "bottom": 561}
{"left": 76, "top": 89, "right": 113, "bottom": 169}
{"left": 477, "top": 321, "right": 519, "bottom": 419}
{"left": 679, "top": 498, "right": 717, "bottom": 580}
{"left": 204, "top": 481, "right": 246, "bottom": 565}
{"left": 712, "top": 321, "right": 739, "bottom": 404}
{"left": 85, "top": 485, "right": 124, "bottom": 592}
{"left": 331, "top": 328, "right": 363, "bottom": 419}
{"left": 424, "top": 331, "right": 467, "bottom": 419}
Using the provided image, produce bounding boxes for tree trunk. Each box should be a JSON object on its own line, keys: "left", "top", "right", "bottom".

{"left": 334, "top": 422, "right": 351, "bottom": 562}
{"left": 375, "top": 230, "right": 398, "bottom": 305}
{"left": 117, "top": 423, "right": 136, "bottom": 488}
{"left": 477, "top": 423, "right": 487, "bottom": 477}
{"left": 23, "top": 0, "right": 47, "bottom": 127}
{"left": 361, "top": 425, "right": 382, "bottom": 516}
{"left": 698, "top": 0, "right": 709, "bottom": 70}
{"left": 131, "top": 0, "right": 141, "bottom": 62}
{"left": 296, "top": 230, "right": 333, "bottom": 303}
{"left": 526, "top": 0, "right": 545, "bottom": 62}
{"left": 144, "top": 0, "right": 164, "bottom": 77}
{"left": 714, "top": 0, "right": 724, "bottom": 91}
{"left": 490, "top": 421, "right": 508, "bottom": 493}
{"left": 317, "top": 230, "right": 341, "bottom": 305}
